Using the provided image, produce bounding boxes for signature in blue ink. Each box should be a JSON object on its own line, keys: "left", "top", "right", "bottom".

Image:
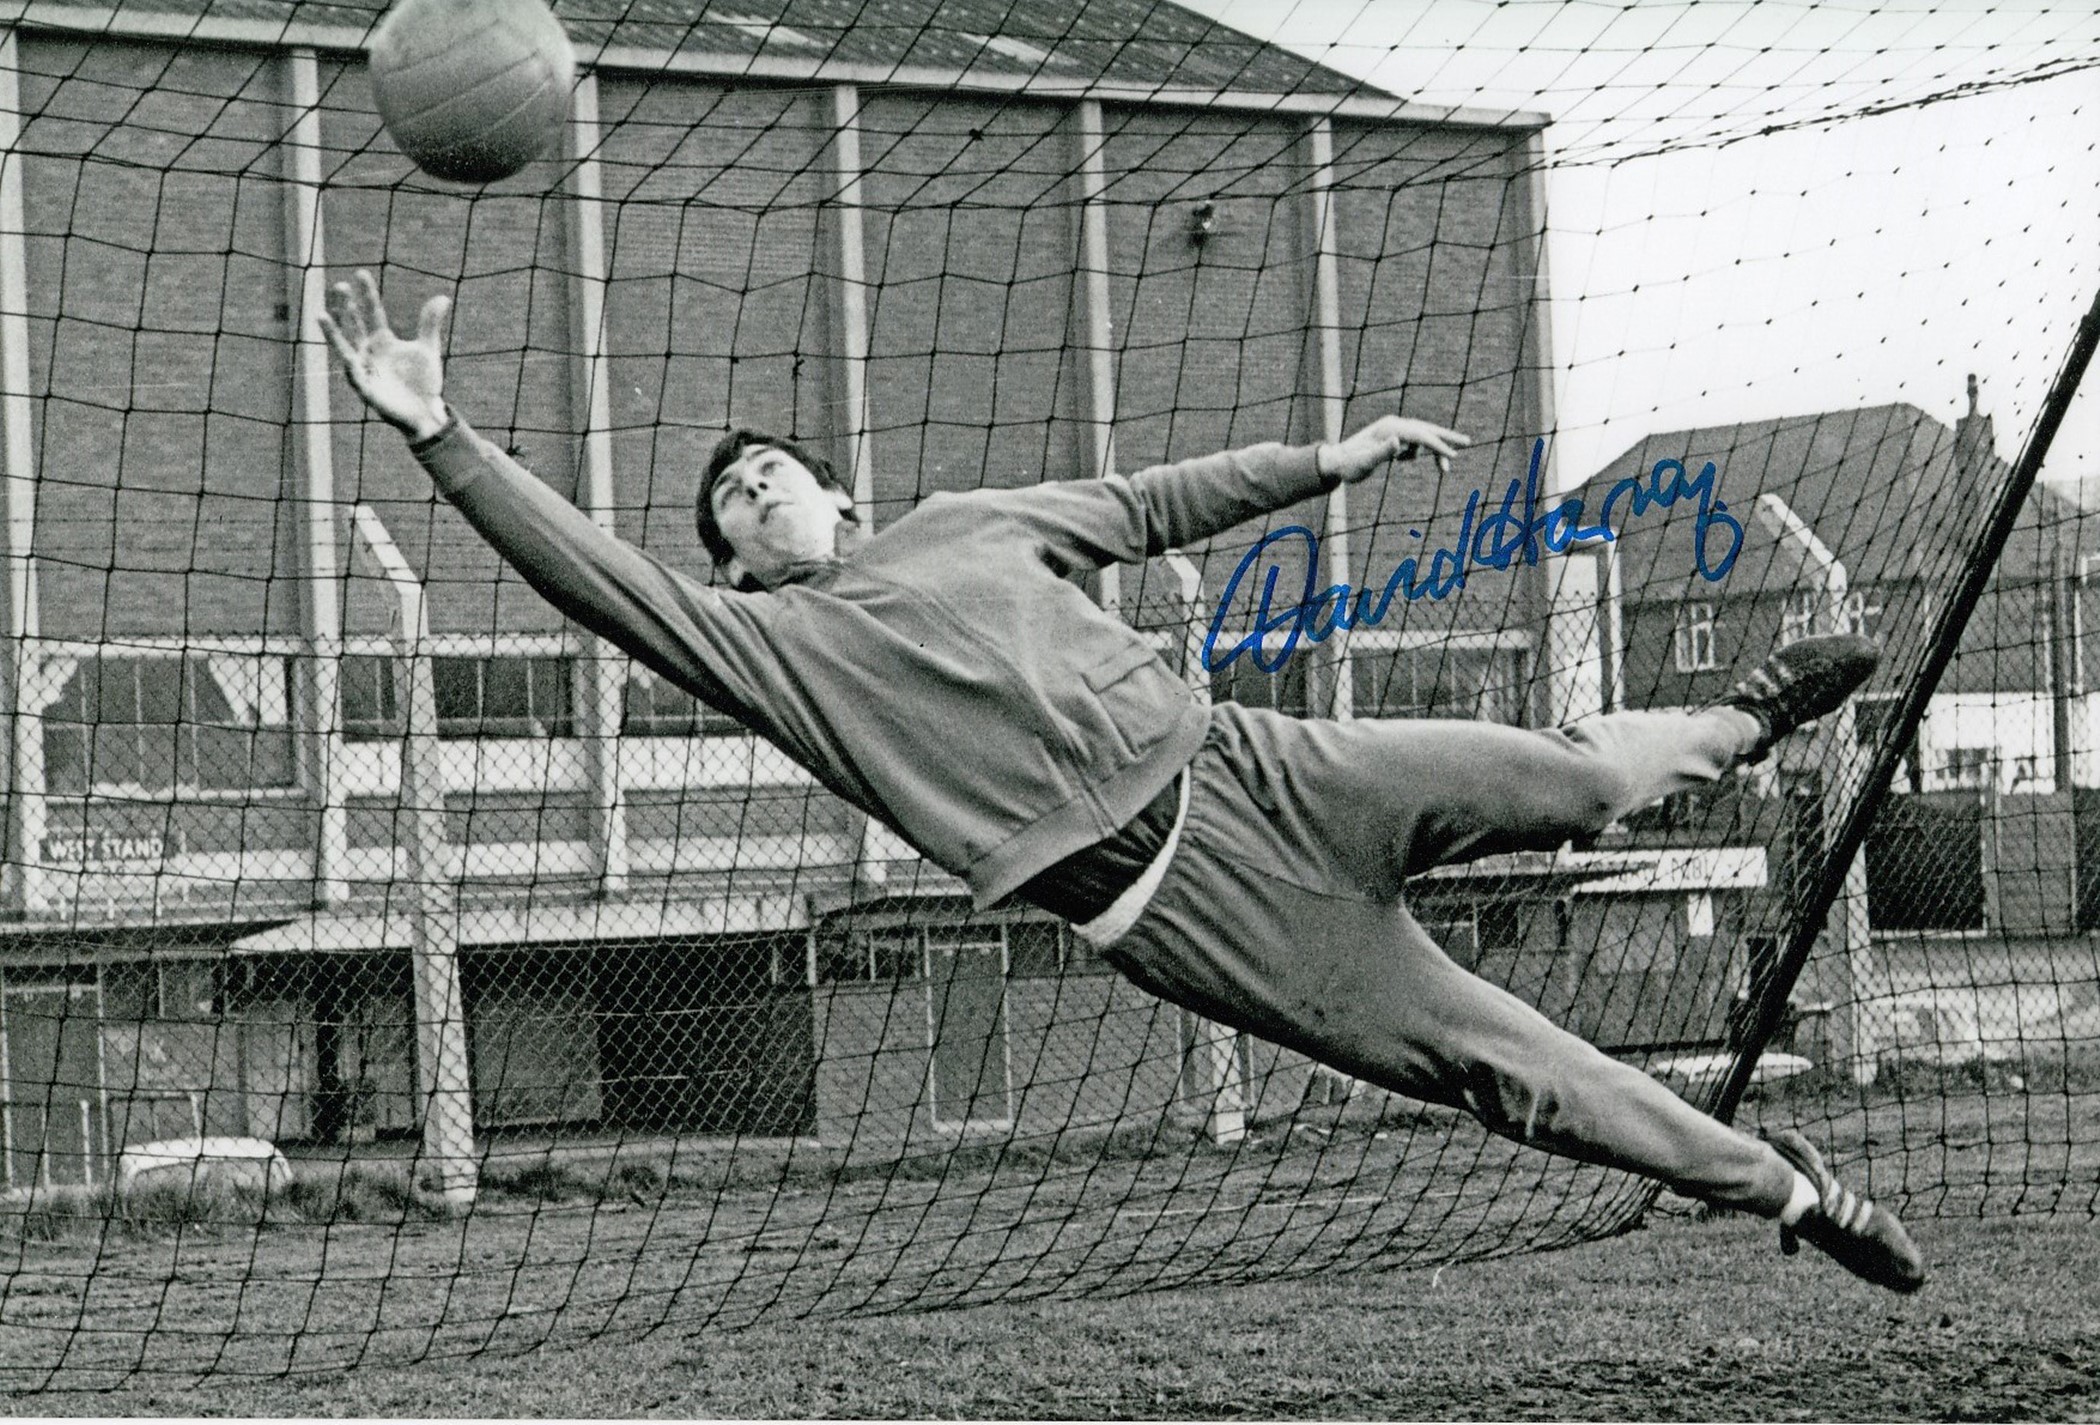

{"left": 1203, "top": 437, "right": 1743, "bottom": 675}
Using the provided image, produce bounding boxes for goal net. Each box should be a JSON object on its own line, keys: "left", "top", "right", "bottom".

{"left": 1, "top": 0, "right": 2096, "bottom": 1389}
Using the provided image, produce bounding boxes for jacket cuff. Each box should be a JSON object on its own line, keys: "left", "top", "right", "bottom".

{"left": 407, "top": 412, "right": 484, "bottom": 496}
{"left": 1275, "top": 442, "right": 1339, "bottom": 503}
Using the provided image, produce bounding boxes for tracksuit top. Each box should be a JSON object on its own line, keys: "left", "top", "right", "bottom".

{"left": 411, "top": 417, "right": 1336, "bottom": 909}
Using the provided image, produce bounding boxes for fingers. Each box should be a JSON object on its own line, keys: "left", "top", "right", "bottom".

{"left": 1382, "top": 418, "right": 1469, "bottom": 477}
{"left": 415, "top": 293, "right": 452, "bottom": 351}
{"left": 325, "top": 279, "right": 369, "bottom": 349}
{"left": 1394, "top": 419, "right": 1470, "bottom": 458}
{"left": 314, "top": 308, "right": 359, "bottom": 369}
{"left": 354, "top": 268, "right": 394, "bottom": 338}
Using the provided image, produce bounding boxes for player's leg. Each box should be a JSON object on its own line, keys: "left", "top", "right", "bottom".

{"left": 1362, "top": 901, "right": 1794, "bottom": 1209}
{"left": 1361, "top": 707, "right": 1757, "bottom": 881}
{"left": 1380, "top": 632, "right": 1882, "bottom": 879}
{"left": 1355, "top": 904, "right": 1927, "bottom": 1290}
{"left": 1113, "top": 842, "right": 1926, "bottom": 1290}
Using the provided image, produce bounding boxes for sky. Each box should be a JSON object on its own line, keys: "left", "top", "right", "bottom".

{"left": 1182, "top": 0, "right": 2100, "bottom": 496}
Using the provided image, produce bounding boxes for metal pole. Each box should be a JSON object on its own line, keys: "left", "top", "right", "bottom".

{"left": 281, "top": 47, "right": 349, "bottom": 906}
{"left": 0, "top": 35, "right": 43, "bottom": 915}
{"left": 1074, "top": 100, "right": 1121, "bottom": 616}
{"left": 1165, "top": 551, "right": 1245, "bottom": 1143}
{"left": 563, "top": 71, "right": 629, "bottom": 896}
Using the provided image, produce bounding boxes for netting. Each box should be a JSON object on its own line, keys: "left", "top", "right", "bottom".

{"left": 1, "top": 0, "right": 2097, "bottom": 1391}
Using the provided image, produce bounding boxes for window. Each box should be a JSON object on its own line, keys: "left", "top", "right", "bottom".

{"left": 814, "top": 927, "right": 924, "bottom": 984}
{"left": 622, "top": 666, "right": 740, "bottom": 736}
{"left": 1007, "top": 921, "right": 1106, "bottom": 977}
{"left": 1673, "top": 602, "right": 1718, "bottom": 673}
{"left": 340, "top": 654, "right": 400, "bottom": 741}
{"left": 1836, "top": 589, "right": 1883, "bottom": 639}
{"left": 1941, "top": 747, "right": 1992, "bottom": 789}
{"left": 1477, "top": 900, "right": 1525, "bottom": 952}
{"left": 1357, "top": 645, "right": 1523, "bottom": 723}
{"left": 436, "top": 657, "right": 572, "bottom": 737}
{"left": 340, "top": 655, "right": 573, "bottom": 740}
{"left": 1781, "top": 589, "right": 1822, "bottom": 644}
{"left": 1212, "top": 654, "right": 1311, "bottom": 716}
{"left": 42, "top": 653, "right": 295, "bottom": 794}
{"left": 1005, "top": 922, "right": 1064, "bottom": 977}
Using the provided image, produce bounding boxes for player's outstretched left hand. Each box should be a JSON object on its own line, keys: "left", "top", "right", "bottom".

{"left": 317, "top": 269, "right": 453, "bottom": 441}
{"left": 1319, "top": 415, "right": 1471, "bottom": 482}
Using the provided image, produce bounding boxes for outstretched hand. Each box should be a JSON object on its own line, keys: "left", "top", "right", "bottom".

{"left": 1319, "top": 415, "right": 1471, "bottom": 483}
{"left": 317, "top": 270, "right": 453, "bottom": 440}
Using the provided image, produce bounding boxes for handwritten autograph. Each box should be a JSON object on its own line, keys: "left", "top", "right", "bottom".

{"left": 1203, "top": 438, "right": 1743, "bottom": 674}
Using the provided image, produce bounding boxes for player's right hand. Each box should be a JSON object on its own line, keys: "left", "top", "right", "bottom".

{"left": 1319, "top": 415, "right": 1471, "bottom": 482}
{"left": 317, "top": 269, "right": 452, "bottom": 440}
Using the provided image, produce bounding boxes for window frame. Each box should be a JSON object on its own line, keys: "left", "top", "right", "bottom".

{"left": 1780, "top": 588, "right": 1822, "bottom": 645}
{"left": 1837, "top": 587, "right": 1883, "bottom": 639}
{"left": 621, "top": 663, "right": 743, "bottom": 737}
{"left": 35, "top": 640, "right": 301, "bottom": 801}
{"left": 1939, "top": 746, "right": 1993, "bottom": 790}
{"left": 1308, "top": 628, "right": 1530, "bottom": 723}
{"left": 1673, "top": 601, "right": 1719, "bottom": 673}
{"left": 337, "top": 638, "right": 578, "bottom": 742}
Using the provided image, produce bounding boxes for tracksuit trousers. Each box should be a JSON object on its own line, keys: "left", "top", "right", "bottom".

{"left": 1103, "top": 701, "right": 1798, "bottom": 1216}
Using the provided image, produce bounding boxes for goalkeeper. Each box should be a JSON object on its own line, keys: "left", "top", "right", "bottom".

{"left": 320, "top": 272, "right": 1924, "bottom": 1294}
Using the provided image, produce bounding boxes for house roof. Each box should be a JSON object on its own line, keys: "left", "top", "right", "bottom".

{"left": 6, "top": 0, "right": 1440, "bottom": 108}
{"left": 1574, "top": 402, "right": 2079, "bottom": 599}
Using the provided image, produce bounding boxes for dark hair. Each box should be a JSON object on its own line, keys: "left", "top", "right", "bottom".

{"left": 695, "top": 428, "right": 855, "bottom": 568}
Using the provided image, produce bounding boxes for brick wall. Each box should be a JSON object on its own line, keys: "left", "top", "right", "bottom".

{"left": 12, "top": 42, "right": 1545, "bottom": 654}
{"left": 598, "top": 79, "right": 832, "bottom": 565}
{"left": 20, "top": 38, "right": 301, "bottom": 639}
{"left": 1332, "top": 119, "right": 1543, "bottom": 639}
{"left": 860, "top": 94, "right": 1082, "bottom": 513}
{"left": 318, "top": 60, "right": 580, "bottom": 635}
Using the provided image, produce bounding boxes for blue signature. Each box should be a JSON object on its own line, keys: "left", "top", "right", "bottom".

{"left": 1203, "top": 437, "right": 1743, "bottom": 674}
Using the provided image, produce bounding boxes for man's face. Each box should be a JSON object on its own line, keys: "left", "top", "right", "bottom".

{"left": 710, "top": 444, "right": 852, "bottom": 586}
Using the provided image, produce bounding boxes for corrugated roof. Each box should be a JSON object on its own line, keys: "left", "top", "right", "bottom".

{"left": 18, "top": 0, "right": 1386, "bottom": 98}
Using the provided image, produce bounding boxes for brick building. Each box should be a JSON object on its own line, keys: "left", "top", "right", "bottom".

{"left": 0, "top": 0, "right": 1558, "bottom": 1187}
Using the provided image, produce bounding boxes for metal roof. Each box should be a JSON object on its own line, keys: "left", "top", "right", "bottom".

{"left": 2, "top": 0, "right": 1451, "bottom": 111}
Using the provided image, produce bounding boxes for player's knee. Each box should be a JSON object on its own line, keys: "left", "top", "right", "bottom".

{"left": 1458, "top": 1058, "right": 1564, "bottom": 1144}
{"left": 1529, "top": 765, "right": 1623, "bottom": 841}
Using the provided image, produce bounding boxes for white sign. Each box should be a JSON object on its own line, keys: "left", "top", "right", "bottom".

{"left": 40, "top": 833, "right": 170, "bottom": 868}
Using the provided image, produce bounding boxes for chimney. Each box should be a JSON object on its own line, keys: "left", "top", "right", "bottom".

{"left": 1954, "top": 372, "right": 1996, "bottom": 484}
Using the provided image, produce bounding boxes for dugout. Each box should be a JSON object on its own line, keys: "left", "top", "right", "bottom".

{"left": 806, "top": 899, "right": 1321, "bottom": 1160}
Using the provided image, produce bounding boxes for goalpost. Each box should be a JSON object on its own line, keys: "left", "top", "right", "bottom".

{"left": 348, "top": 502, "right": 479, "bottom": 1207}
{"left": 0, "top": 0, "right": 2096, "bottom": 1391}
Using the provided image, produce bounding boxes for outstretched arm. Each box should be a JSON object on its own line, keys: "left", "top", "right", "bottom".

{"left": 983, "top": 415, "right": 1472, "bottom": 569}
{"left": 318, "top": 271, "right": 756, "bottom": 716}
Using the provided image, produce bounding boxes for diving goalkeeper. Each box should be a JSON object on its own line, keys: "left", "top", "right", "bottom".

{"left": 320, "top": 272, "right": 1924, "bottom": 1293}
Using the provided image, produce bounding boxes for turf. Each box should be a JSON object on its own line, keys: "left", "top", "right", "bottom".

{"left": 17, "top": 1212, "right": 2100, "bottom": 1420}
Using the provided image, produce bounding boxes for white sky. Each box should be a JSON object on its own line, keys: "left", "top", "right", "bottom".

{"left": 1185, "top": 0, "right": 2100, "bottom": 495}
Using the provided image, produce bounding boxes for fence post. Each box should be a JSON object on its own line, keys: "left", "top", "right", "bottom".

{"left": 352, "top": 505, "right": 478, "bottom": 1208}
{"left": 1755, "top": 495, "right": 1880, "bottom": 1083}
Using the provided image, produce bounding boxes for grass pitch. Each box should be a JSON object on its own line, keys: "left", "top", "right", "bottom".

{"left": 4, "top": 1083, "right": 2097, "bottom": 1418}
{"left": 18, "top": 1212, "right": 2099, "bottom": 1420}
